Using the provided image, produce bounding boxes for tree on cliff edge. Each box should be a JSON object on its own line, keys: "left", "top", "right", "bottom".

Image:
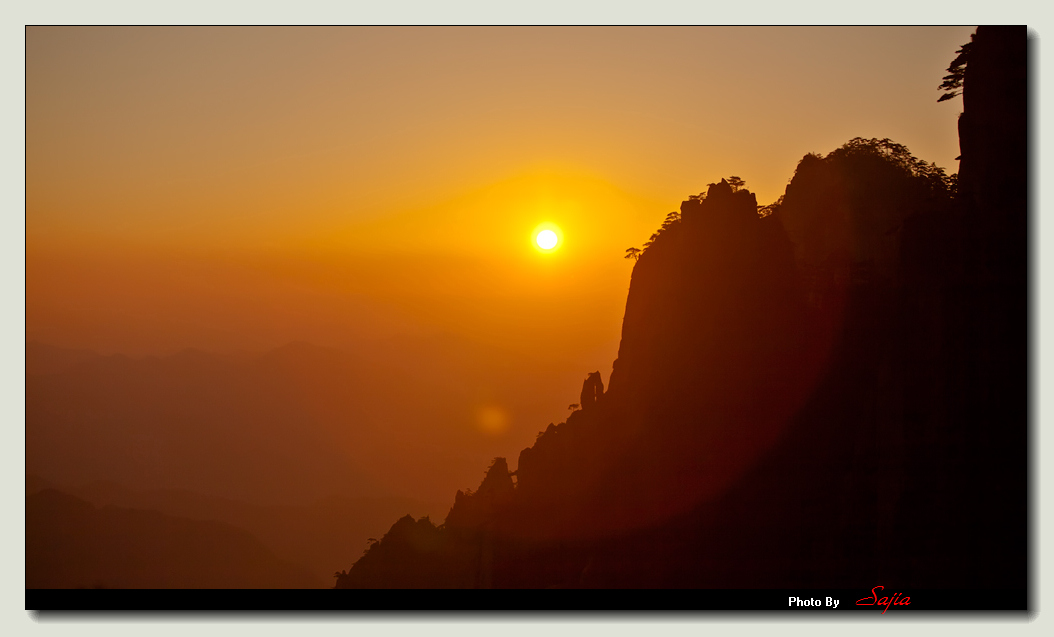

{"left": 938, "top": 36, "right": 974, "bottom": 102}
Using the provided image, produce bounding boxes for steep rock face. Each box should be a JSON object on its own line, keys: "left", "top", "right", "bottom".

{"left": 902, "top": 25, "right": 1028, "bottom": 588}
{"left": 874, "top": 25, "right": 1026, "bottom": 589}
{"left": 958, "top": 26, "right": 1027, "bottom": 244}
{"left": 595, "top": 179, "right": 816, "bottom": 526}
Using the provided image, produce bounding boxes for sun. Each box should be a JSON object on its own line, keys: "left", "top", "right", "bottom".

{"left": 532, "top": 223, "right": 563, "bottom": 252}
{"left": 536, "top": 230, "right": 558, "bottom": 250}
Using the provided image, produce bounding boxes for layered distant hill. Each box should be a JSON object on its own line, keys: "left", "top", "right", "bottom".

{"left": 27, "top": 489, "right": 323, "bottom": 589}
{"left": 336, "top": 26, "right": 1026, "bottom": 589}
{"left": 26, "top": 476, "right": 444, "bottom": 586}
{"left": 26, "top": 339, "right": 496, "bottom": 586}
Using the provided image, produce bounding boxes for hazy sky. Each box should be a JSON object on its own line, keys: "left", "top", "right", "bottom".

{"left": 27, "top": 26, "right": 975, "bottom": 361}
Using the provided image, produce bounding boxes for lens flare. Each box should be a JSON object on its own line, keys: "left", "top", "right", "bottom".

{"left": 476, "top": 405, "right": 509, "bottom": 435}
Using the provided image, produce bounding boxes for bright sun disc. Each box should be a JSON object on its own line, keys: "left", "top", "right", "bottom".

{"left": 536, "top": 229, "right": 558, "bottom": 250}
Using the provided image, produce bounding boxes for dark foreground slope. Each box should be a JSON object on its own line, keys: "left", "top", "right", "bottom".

{"left": 336, "top": 26, "right": 1026, "bottom": 590}
{"left": 27, "top": 489, "right": 324, "bottom": 589}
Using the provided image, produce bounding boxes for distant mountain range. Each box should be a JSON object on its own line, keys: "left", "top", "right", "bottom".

{"left": 27, "top": 488, "right": 323, "bottom": 589}
{"left": 26, "top": 475, "right": 445, "bottom": 586}
{"left": 25, "top": 306, "right": 568, "bottom": 589}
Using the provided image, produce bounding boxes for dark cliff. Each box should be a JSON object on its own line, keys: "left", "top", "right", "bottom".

{"left": 335, "top": 26, "right": 1026, "bottom": 590}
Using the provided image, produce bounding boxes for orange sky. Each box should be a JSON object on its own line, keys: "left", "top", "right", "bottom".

{"left": 27, "top": 26, "right": 975, "bottom": 365}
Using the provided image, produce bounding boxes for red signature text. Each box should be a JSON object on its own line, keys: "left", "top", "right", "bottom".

{"left": 856, "top": 586, "right": 911, "bottom": 614}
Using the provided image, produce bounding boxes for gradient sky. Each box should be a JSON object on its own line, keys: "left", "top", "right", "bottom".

{"left": 28, "top": 26, "right": 975, "bottom": 363}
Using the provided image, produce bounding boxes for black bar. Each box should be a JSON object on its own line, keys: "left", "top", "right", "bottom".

{"left": 27, "top": 588, "right": 1028, "bottom": 612}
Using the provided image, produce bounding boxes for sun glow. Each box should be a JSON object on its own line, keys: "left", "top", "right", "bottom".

{"left": 532, "top": 223, "right": 563, "bottom": 253}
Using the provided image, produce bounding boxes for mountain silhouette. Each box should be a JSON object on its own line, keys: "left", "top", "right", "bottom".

{"left": 335, "top": 26, "right": 1026, "bottom": 589}
{"left": 26, "top": 489, "right": 323, "bottom": 589}
{"left": 26, "top": 475, "right": 444, "bottom": 585}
